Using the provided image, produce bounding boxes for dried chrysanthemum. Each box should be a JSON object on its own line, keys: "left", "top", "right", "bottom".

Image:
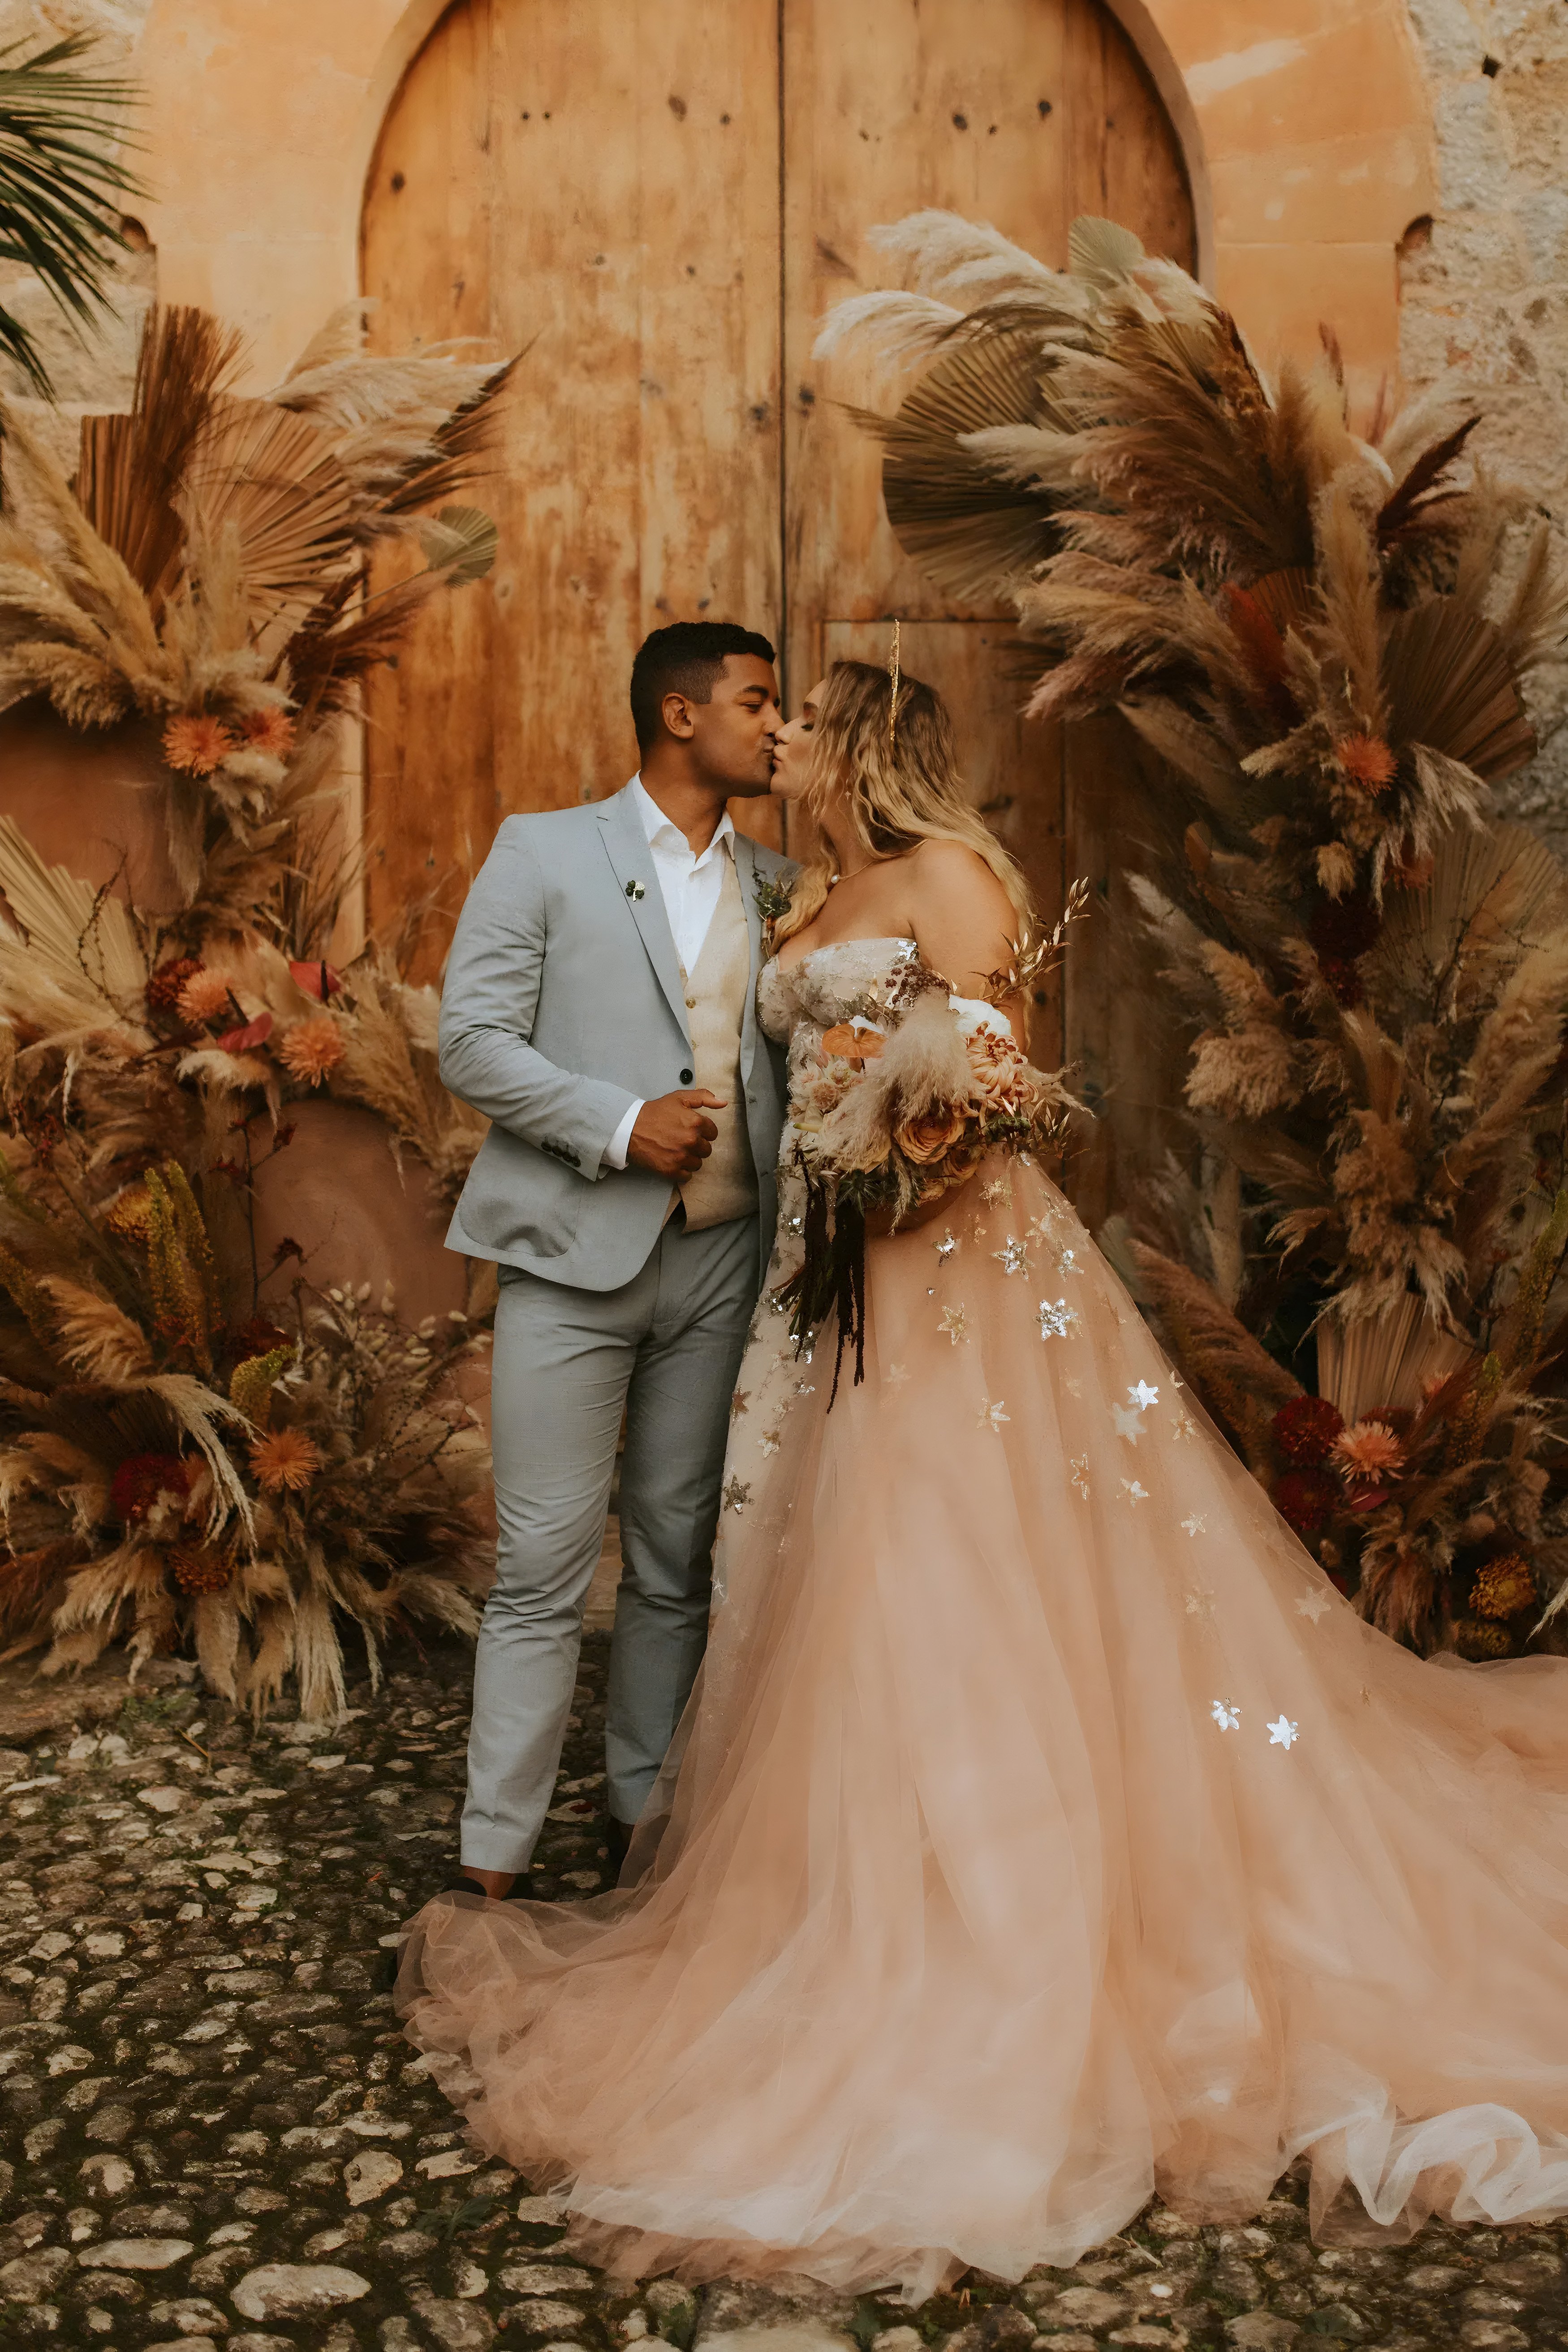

{"left": 178, "top": 968, "right": 236, "bottom": 1024}
{"left": 168, "top": 1542, "right": 232, "bottom": 1596}
{"left": 103, "top": 1182, "right": 153, "bottom": 1245}
{"left": 146, "top": 955, "right": 205, "bottom": 1019}
{"left": 111, "top": 1452, "right": 191, "bottom": 1523}
{"left": 1453, "top": 1615, "right": 1513, "bottom": 1661}
{"left": 1336, "top": 733, "right": 1397, "bottom": 795}
{"left": 1271, "top": 1394, "right": 1345, "bottom": 1468}
{"left": 241, "top": 707, "right": 297, "bottom": 758}
{"left": 250, "top": 1427, "right": 322, "bottom": 1492}
{"left": 1332, "top": 1418, "right": 1405, "bottom": 1483}
{"left": 279, "top": 1016, "right": 346, "bottom": 1087}
{"left": 162, "top": 713, "right": 236, "bottom": 776}
{"left": 1469, "top": 1553, "right": 1537, "bottom": 1621}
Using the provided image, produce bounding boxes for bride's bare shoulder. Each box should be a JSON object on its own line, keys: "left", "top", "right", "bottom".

{"left": 905, "top": 837, "right": 1015, "bottom": 920}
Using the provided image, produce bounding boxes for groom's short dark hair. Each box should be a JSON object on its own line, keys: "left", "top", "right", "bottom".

{"left": 630, "top": 620, "right": 776, "bottom": 750}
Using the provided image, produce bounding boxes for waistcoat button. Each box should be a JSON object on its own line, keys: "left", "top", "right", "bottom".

{"left": 680, "top": 1068, "right": 694, "bottom": 1085}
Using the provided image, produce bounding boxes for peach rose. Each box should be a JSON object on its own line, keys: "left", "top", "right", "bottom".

{"left": 821, "top": 1021, "right": 885, "bottom": 1068}
{"left": 894, "top": 1102, "right": 971, "bottom": 1164}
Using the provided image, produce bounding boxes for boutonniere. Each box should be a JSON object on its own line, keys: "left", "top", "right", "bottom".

{"left": 753, "top": 870, "right": 793, "bottom": 951}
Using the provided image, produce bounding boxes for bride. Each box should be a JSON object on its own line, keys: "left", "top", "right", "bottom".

{"left": 400, "top": 658, "right": 1568, "bottom": 2296}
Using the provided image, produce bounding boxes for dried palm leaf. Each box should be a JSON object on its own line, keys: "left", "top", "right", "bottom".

{"left": 1384, "top": 600, "right": 1536, "bottom": 780}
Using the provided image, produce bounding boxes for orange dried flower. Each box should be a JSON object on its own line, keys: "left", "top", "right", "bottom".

{"left": 894, "top": 1103, "right": 971, "bottom": 1165}
{"left": 1469, "top": 1553, "right": 1537, "bottom": 1621}
{"left": 168, "top": 1542, "right": 232, "bottom": 1596}
{"left": 249, "top": 1427, "right": 322, "bottom": 1492}
{"left": 279, "top": 1015, "right": 346, "bottom": 1086}
{"left": 103, "top": 1182, "right": 153, "bottom": 1245}
{"left": 178, "top": 969, "right": 236, "bottom": 1024}
{"left": 241, "top": 708, "right": 297, "bottom": 758}
{"left": 1332, "top": 1417, "right": 1405, "bottom": 1483}
{"left": 1453, "top": 1616, "right": 1512, "bottom": 1661}
{"left": 1336, "top": 733, "right": 1397, "bottom": 795}
{"left": 162, "top": 713, "right": 236, "bottom": 776}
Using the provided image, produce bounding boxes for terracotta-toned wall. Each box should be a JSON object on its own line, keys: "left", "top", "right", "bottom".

{"left": 0, "top": 0, "right": 1434, "bottom": 412}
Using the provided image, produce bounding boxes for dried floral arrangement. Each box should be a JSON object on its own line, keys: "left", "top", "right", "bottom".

{"left": 0, "top": 302, "right": 508, "bottom": 1707}
{"left": 823, "top": 212, "right": 1568, "bottom": 1658}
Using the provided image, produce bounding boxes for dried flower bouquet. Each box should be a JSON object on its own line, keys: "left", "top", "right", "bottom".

{"left": 825, "top": 211, "right": 1568, "bottom": 1655}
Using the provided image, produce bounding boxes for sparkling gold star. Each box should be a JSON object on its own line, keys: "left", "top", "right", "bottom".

{"left": 1069, "top": 1453, "right": 1091, "bottom": 1499}
{"left": 980, "top": 1177, "right": 1010, "bottom": 1207}
{"left": 729, "top": 1391, "right": 750, "bottom": 1419}
{"left": 1295, "top": 1590, "right": 1331, "bottom": 1623}
{"left": 759, "top": 1428, "right": 782, "bottom": 1457}
{"left": 721, "top": 1477, "right": 750, "bottom": 1514}
{"left": 977, "top": 1396, "right": 1010, "bottom": 1432}
{"left": 1182, "top": 1514, "right": 1207, "bottom": 1539}
{"left": 992, "top": 1236, "right": 1030, "bottom": 1275}
{"left": 1186, "top": 1586, "right": 1216, "bottom": 1618}
{"left": 1120, "top": 1477, "right": 1149, "bottom": 1507}
{"left": 934, "top": 1229, "right": 959, "bottom": 1262}
{"left": 939, "top": 1303, "right": 969, "bottom": 1346}
{"left": 885, "top": 1361, "right": 911, "bottom": 1386}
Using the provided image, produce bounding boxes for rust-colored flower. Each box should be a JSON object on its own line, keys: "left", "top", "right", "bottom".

{"left": 1271, "top": 1394, "right": 1345, "bottom": 1469}
{"left": 162, "top": 713, "right": 236, "bottom": 776}
{"left": 103, "top": 1181, "right": 153, "bottom": 1245}
{"left": 893, "top": 1102, "right": 971, "bottom": 1165}
{"left": 1453, "top": 1616, "right": 1513, "bottom": 1661}
{"left": 1469, "top": 1553, "right": 1537, "bottom": 1621}
{"left": 1332, "top": 1417, "right": 1405, "bottom": 1484}
{"left": 112, "top": 1452, "right": 191, "bottom": 1523}
{"left": 249, "top": 1427, "right": 322, "bottom": 1492}
{"left": 1271, "top": 1466, "right": 1338, "bottom": 1534}
{"left": 1336, "top": 733, "right": 1397, "bottom": 795}
{"left": 146, "top": 955, "right": 204, "bottom": 1020}
{"left": 241, "top": 707, "right": 297, "bottom": 759}
{"left": 820, "top": 1022, "right": 884, "bottom": 1068}
{"left": 279, "top": 1016, "right": 346, "bottom": 1087}
{"left": 168, "top": 1541, "right": 232, "bottom": 1596}
{"left": 178, "top": 968, "right": 236, "bottom": 1024}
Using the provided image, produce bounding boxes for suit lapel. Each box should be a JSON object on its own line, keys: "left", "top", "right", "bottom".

{"left": 596, "top": 787, "right": 691, "bottom": 1046}
{"left": 732, "top": 833, "right": 762, "bottom": 1078}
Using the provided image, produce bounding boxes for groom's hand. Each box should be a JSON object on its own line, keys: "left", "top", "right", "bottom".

{"left": 626, "top": 1090, "right": 727, "bottom": 1179}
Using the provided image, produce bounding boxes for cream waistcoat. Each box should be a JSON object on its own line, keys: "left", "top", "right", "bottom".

{"left": 678, "top": 855, "right": 758, "bottom": 1231}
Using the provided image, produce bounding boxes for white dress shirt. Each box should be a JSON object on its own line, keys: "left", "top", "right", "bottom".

{"left": 601, "top": 776, "right": 737, "bottom": 1171}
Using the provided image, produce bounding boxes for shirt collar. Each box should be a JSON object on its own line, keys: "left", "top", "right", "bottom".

{"left": 629, "top": 774, "right": 734, "bottom": 864}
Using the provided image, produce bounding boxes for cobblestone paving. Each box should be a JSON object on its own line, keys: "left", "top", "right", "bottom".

{"left": 3, "top": 1631, "right": 1568, "bottom": 2352}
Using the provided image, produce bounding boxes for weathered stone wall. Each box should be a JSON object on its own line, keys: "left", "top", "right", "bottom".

{"left": 1402, "top": 0, "right": 1568, "bottom": 849}
{"left": 0, "top": 0, "right": 155, "bottom": 462}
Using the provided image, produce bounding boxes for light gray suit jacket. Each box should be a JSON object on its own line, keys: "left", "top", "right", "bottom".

{"left": 439, "top": 786, "right": 794, "bottom": 1293}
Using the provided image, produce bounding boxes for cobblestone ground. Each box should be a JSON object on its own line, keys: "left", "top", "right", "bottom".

{"left": 3, "top": 1632, "right": 1567, "bottom": 2352}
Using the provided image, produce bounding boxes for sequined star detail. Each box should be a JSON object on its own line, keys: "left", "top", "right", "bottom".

{"left": 1120, "top": 1477, "right": 1148, "bottom": 1507}
{"left": 885, "top": 1361, "right": 911, "bottom": 1386}
{"left": 1111, "top": 1403, "right": 1146, "bottom": 1444}
{"left": 1211, "top": 1699, "right": 1241, "bottom": 1732}
{"left": 794, "top": 1378, "right": 815, "bottom": 1397}
{"left": 939, "top": 1304, "right": 968, "bottom": 1346}
{"left": 1070, "top": 1453, "right": 1091, "bottom": 1499}
{"left": 721, "top": 1477, "right": 750, "bottom": 1514}
{"left": 1129, "top": 1379, "right": 1160, "bottom": 1410}
{"left": 1058, "top": 1246, "right": 1084, "bottom": 1278}
{"left": 992, "top": 1236, "right": 1030, "bottom": 1275}
{"left": 1063, "top": 1375, "right": 1084, "bottom": 1398}
{"left": 1182, "top": 1514, "right": 1207, "bottom": 1538}
{"left": 935, "top": 1229, "right": 959, "bottom": 1262}
{"left": 1171, "top": 1410, "right": 1197, "bottom": 1442}
{"left": 729, "top": 1391, "right": 750, "bottom": 1419}
{"left": 980, "top": 1177, "right": 1010, "bottom": 1207}
{"left": 1295, "top": 1590, "right": 1331, "bottom": 1623}
{"left": 1267, "top": 1715, "right": 1299, "bottom": 1749}
{"left": 759, "top": 1428, "right": 782, "bottom": 1457}
{"left": 1186, "top": 1586, "right": 1216, "bottom": 1619}
{"left": 978, "top": 1397, "right": 1010, "bottom": 1433}
{"left": 1038, "top": 1297, "right": 1079, "bottom": 1340}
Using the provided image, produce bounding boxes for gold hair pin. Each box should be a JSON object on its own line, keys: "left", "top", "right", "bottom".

{"left": 888, "top": 617, "right": 902, "bottom": 751}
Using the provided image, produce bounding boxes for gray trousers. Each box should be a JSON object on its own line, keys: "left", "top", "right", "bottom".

{"left": 461, "top": 1212, "right": 759, "bottom": 1873}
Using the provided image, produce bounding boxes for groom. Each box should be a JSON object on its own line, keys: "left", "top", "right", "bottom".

{"left": 438, "top": 620, "right": 794, "bottom": 1897}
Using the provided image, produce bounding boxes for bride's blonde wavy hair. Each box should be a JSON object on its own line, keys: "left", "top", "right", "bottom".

{"left": 774, "top": 659, "right": 1033, "bottom": 947}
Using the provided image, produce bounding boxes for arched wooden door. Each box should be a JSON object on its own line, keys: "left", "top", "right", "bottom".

{"left": 362, "top": 0, "right": 1196, "bottom": 1212}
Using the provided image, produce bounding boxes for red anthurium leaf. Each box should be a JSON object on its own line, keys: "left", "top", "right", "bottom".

{"left": 289, "top": 959, "right": 343, "bottom": 1001}
{"left": 216, "top": 1011, "right": 275, "bottom": 1053}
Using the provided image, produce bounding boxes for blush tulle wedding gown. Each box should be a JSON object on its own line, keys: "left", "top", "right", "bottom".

{"left": 399, "top": 940, "right": 1568, "bottom": 2297}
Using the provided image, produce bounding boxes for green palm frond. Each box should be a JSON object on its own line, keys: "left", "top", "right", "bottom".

{"left": 0, "top": 34, "right": 145, "bottom": 402}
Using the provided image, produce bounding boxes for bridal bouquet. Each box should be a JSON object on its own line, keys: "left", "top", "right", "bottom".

{"left": 779, "top": 918, "right": 1083, "bottom": 1396}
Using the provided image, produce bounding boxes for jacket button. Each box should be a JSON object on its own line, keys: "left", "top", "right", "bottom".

{"left": 685, "top": 995, "right": 697, "bottom": 1008}
{"left": 680, "top": 1068, "right": 694, "bottom": 1085}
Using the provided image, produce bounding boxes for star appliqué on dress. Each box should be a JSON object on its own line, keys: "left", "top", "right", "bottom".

{"left": 1111, "top": 1403, "right": 1146, "bottom": 1444}
{"left": 1295, "top": 1590, "right": 1330, "bottom": 1623}
{"left": 1186, "top": 1586, "right": 1216, "bottom": 1618}
{"left": 721, "top": 1477, "right": 750, "bottom": 1514}
{"left": 885, "top": 1362, "right": 910, "bottom": 1386}
{"left": 1070, "top": 1454, "right": 1091, "bottom": 1499}
{"left": 1129, "top": 1379, "right": 1160, "bottom": 1409}
{"left": 992, "top": 1236, "right": 1029, "bottom": 1275}
{"left": 1211, "top": 1699, "right": 1241, "bottom": 1731}
{"left": 934, "top": 1229, "right": 959, "bottom": 1262}
{"left": 980, "top": 1177, "right": 1010, "bottom": 1207}
{"left": 1120, "top": 1477, "right": 1148, "bottom": 1507}
{"left": 1267, "top": 1715, "right": 1299, "bottom": 1749}
{"left": 939, "top": 1304, "right": 968, "bottom": 1346}
{"left": 1063, "top": 1375, "right": 1083, "bottom": 1398}
{"left": 977, "top": 1397, "right": 1010, "bottom": 1432}
{"left": 759, "top": 1428, "right": 782, "bottom": 1457}
{"left": 1038, "top": 1298, "right": 1080, "bottom": 1340}
{"left": 1057, "top": 1246, "right": 1084, "bottom": 1278}
{"left": 729, "top": 1391, "right": 750, "bottom": 1419}
{"left": 1182, "top": 1513, "right": 1207, "bottom": 1538}
{"left": 1171, "top": 1409, "right": 1197, "bottom": 1442}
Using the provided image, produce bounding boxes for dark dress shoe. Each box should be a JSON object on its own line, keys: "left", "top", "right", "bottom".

{"left": 604, "top": 1817, "right": 636, "bottom": 1874}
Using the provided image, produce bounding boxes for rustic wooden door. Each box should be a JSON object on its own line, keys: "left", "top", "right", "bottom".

{"left": 361, "top": 0, "right": 1196, "bottom": 1211}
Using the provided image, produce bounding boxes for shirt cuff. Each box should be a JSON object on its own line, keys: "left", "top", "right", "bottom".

{"left": 602, "top": 1099, "right": 643, "bottom": 1172}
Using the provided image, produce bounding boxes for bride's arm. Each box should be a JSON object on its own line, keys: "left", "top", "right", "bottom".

{"left": 864, "top": 842, "right": 1029, "bottom": 1238}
